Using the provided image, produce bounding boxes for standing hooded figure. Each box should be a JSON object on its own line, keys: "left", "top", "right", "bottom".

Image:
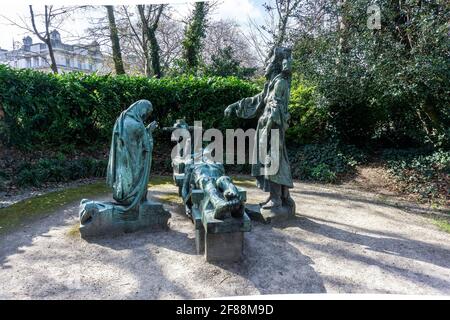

{"left": 107, "top": 99, "right": 157, "bottom": 212}
{"left": 225, "top": 47, "right": 294, "bottom": 210}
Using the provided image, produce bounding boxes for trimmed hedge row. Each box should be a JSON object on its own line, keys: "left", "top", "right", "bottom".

{"left": 0, "top": 65, "right": 259, "bottom": 149}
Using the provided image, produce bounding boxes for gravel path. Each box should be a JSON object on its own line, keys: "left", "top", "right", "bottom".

{"left": 0, "top": 180, "right": 449, "bottom": 299}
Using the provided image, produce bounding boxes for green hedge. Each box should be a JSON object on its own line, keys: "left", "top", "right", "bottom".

{"left": 0, "top": 65, "right": 259, "bottom": 149}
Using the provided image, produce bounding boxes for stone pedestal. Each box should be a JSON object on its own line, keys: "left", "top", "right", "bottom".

{"left": 201, "top": 211, "right": 251, "bottom": 262}
{"left": 260, "top": 205, "right": 294, "bottom": 223}
{"left": 245, "top": 197, "right": 296, "bottom": 224}
{"left": 205, "top": 232, "right": 244, "bottom": 262}
{"left": 79, "top": 199, "right": 170, "bottom": 238}
{"left": 190, "top": 188, "right": 251, "bottom": 262}
{"left": 195, "top": 228, "right": 205, "bottom": 255}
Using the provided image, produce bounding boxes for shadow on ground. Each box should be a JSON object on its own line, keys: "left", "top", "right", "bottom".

{"left": 1, "top": 180, "right": 450, "bottom": 298}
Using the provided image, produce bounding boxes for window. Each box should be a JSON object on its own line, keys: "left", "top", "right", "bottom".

{"left": 33, "top": 57, "right": 39, "bottom": 67}
{"left": 26, "top": 58, "right": 31, "bottom": 68}
{"left": 65, "top": 57, "right": 70, "bottom": 67}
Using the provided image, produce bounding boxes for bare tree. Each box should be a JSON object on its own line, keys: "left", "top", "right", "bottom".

{"left": 84, "top": 7, "right": 121, "bottom": 74}
{"left": 87, "top": 5, "right": 182, "bottom": 75}
{"left": 105, "top": 5, "right": 125, "bottom": 75}
{"left": 244, "top": 17, "right": 274, "bottom": 65}
{"left": 292, "top": 0, "right": 332, "bottom": 35}
{"left": 120, "top": 6, "right": 148, "bottom": 74}
{"left": 137, "top": 4, "right": 165, "bottom": 78}
{"left": 29, "top": 6, "right": 59, "bottom": 73}
{"left": 245, "top": 0, "right": 301, "bottom": 63}
{"left": 268, "top": 0, "right": 301, "bottom": 49}
{"left": 156, "top": 15, "right": 184, "bottom": 71}
{"left": 202, "top": 19, "right": 257, "bottom": 69}
{"left": 1, "top": 5, "right": 81, "bottom": 73}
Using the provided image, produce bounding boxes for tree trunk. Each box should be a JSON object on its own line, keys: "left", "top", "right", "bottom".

{"left": 137, "top": 5, "right": 163, "bottom": 78}
{"left": 46, "top": 38, "right": 58, "bottom": 74}
{"left": 105, "top": 5, "right": 125, "bottom": 75}
{"left": 148, "top": 28, "right": 161, "bottom": 78}
{"left": 29, "top": 5, "right": 58, "bottom": 73}
{"left": 422, "top": 100, "right": 445, "bottom": 135}
{"left": 392, "top": 1, "right": 414, "bottom": 52}
{"left": 337, "top": 0, "right": 349, "bottom": 56}
{"left": 142, "top": 37, "right": 151, "bottom": 77}
{"left": 182, "top": 2, "right": 207, "bottom": 71}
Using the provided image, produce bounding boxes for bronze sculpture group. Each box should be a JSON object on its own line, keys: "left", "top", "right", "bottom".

{"left": 79, "top": 47, "right": 294, "bottom": 261}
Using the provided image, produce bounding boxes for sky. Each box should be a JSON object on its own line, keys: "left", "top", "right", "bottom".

{"left": 0, "top": 0, "right": 267, "bottom": 50}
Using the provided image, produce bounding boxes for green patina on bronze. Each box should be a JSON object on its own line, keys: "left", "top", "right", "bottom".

{"left": 178, "top": 152, "right": 251, "bottom": 261}
{"left": 225, "top": 47, "right": 295, "bottom": 217}
{"left": 79, "top": 100, "right": 170, "bottom": 237}
{"left": 181, "top": 153, "right": 245, "bottom": 221}
{"left": 106, "top": 100, "right": 156, "bottom": 210}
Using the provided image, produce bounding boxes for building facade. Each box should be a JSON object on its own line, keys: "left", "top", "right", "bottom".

{"left": 0, "top": 30, "right": 104, "bottom": 73}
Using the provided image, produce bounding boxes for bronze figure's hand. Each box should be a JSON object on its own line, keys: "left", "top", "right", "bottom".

{"left": 147, "top": 120, "right": 158, "bottom": 132}
{"left": 224, "top": 103, "right": 236, "bottom": 117}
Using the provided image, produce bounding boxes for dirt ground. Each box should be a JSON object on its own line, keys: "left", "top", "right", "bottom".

{"left": 0, "top": 179, "right": 449, "bottom": 299}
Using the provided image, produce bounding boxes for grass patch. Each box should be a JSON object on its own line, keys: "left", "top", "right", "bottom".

{"left": 151, "top": 175, "right": 256, "bottom": 189}
{"left": 433, "top": 219, "right": 450, "bottom": 234}
{"left": 67, "top": 223, "right": 80, "bottom": 238}
{"left": 0, "top": 181, "right": 110, "bottom": 235}
{"left": 149, "top": 176, "right": 173, "bottom": 187}
{"left": 154, "top": 192, "right": 182, "bottom": 204}
{"left": 232, "top": 177, "right": 256, "bottom": 188}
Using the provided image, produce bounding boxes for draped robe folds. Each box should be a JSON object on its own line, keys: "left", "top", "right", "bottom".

{"left": 106, "top": 100, "right": 153, "bottom": 212}
{"left": 234, "top": 74, "right": 293, "bottom": 190}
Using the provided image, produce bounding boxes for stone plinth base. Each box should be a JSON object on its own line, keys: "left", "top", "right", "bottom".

{"left": 205, "top": 232, "right": 244, "bottom": 262}
{"left": 245, "top": 197, "right": 296, "bottom": 224}
{"left": 79, "top": 199, "right": 170, "bottom": 238}
{"left": 192, "top": 206, "right": 251, "bottom": 262}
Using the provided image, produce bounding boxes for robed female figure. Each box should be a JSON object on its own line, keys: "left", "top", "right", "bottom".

{"left": 107, "top": 99, "right": 157, "bottom": 211}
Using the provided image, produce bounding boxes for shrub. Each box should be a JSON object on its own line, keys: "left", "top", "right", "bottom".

{"left": 286, "top": 80, "right": 328, "bottom": 144}
{"left": 292, "top": 1, "right": 450, "bottom": 148}
{"left": 0, "top": 170, "right": 7, "bottom": 191}
{"left": 0, "top": 66, "right": 259, "bottom": 150}
{"left": 15, "top": 157, "right": 107, "bottom": 187}
{"left": 289, "top": 143, "right": 367, "bottom": 183}
{"left": 310, "top": 163, "right": 337, "bottom": 183}
{"left": 382, "top": 149, "right": 450, "bottom": 200}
